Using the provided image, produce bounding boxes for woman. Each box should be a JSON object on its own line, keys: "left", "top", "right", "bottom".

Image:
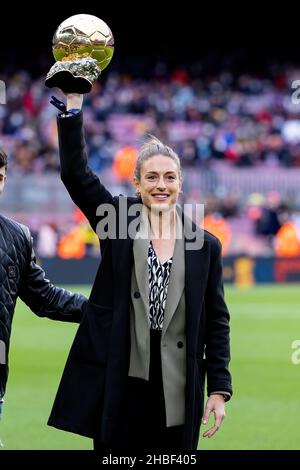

{"left": 48, "top": 93, "right": 232, "bottom": 451}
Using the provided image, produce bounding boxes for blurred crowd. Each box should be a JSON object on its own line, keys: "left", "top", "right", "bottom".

{"left": 1, "top": 66, "right": 300, "bottom": 173}
{"left": 1, "top": 64, "right": 300, "bottom": 257}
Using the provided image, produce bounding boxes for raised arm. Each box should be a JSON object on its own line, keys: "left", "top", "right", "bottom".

{"left": 57, "top": 93, "right": 114, "bottom": 232}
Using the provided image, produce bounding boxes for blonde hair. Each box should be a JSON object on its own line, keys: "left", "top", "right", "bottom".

{"left": 134, "top": 135, "right": 182, "bottom": 181}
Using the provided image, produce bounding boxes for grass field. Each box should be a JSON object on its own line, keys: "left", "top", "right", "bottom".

{"left": 1, "top": 284, "right": 299, "bottom": 450}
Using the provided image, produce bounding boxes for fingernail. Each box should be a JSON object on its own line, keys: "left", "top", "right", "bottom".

{"left": 202, "top": 419, "right": 207, "bottom": 424}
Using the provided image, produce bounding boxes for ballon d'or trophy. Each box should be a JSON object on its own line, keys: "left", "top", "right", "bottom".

{"left": 45, "top": 14, "right": 114, "bottom": 93}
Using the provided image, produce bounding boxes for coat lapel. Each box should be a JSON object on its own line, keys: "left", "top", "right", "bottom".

{"left": 133, "top": 206, "right": 151, "bottom": 322}
{"left": 112, "top": 200, "right": 209, "bottom": 358}
{"left": 184, "top": 217, "right": 209, "bottom": 357}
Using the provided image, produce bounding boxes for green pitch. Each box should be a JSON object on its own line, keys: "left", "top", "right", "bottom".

{"left": 1, "top": 285, "right": 299, "bottom": 450}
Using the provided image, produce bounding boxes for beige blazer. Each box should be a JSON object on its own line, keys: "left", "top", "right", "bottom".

{"left": 128, "top": 207, "right": 186, "bottom": 427}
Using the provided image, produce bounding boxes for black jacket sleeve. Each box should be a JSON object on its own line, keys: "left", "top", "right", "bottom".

{"left": 205, "top": 238, "right": 232, "bottom": 398}
{"left": 18, "top": 226, "right": 87, "bottom": 323}
{"left": 57, "top": 111, "right": 114, "bottom": 232}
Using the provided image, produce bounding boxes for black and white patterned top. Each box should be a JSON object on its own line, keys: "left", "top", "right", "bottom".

{"left": 148, "top": 240, "right": 173, "bottom": 330}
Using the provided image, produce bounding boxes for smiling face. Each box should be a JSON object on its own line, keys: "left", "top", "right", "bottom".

{"left": 133, "top": 154, "right": 182, "bottom": 212}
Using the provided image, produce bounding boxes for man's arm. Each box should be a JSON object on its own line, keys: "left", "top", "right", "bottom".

{"left": 56, "top": 93, "right": 114, "bottom": 232}
{"left": 18, "top": 227, "right": 87, "bottom": 323}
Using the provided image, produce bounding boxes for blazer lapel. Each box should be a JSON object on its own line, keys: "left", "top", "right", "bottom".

{"left": 162, "top": 211, "right": 185, "bottom": 337}
{"left": 130, "top": 204, "right": 209, "bottom": 350}
{"left": 134, "top": 207, "right": 186, "bottom": 335}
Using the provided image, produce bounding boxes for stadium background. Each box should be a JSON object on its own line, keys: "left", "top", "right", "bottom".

{"left": 0, "top": 2, "right": 300, "bottom": 450}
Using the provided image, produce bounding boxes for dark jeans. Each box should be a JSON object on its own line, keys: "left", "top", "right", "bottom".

{"left": 94, "top": 330, "right": 184, "bottom": 452}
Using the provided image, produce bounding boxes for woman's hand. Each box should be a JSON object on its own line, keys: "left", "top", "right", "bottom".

{"left": 66, "top": 93, "right": 83, "bottom": 111}
{"left": 201, "top": 394, "right": 226, "bottom": 438}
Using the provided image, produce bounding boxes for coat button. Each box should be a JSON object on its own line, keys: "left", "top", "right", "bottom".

{"left": 134, "top": 292, "right": 141, "bottom": 299}
{"left": 177, "top": 341, "right": 184, "bottom": 349}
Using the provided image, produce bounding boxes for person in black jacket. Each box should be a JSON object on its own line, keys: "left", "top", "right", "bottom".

{"left": 0, "top": 147, "right": 87, "bottom": 438}
{"left": 47, "top": 93, "right": 232, "bottom": 452}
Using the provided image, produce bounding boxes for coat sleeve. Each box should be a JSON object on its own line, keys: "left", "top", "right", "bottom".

{"left": 57, "top": 111, "right": 114, "bottom": 232}
{"left": 18, "top": 226, "right": 87, "bottom": 323}
{"left": 204, "top": 237, "right": 233, "bottom": 398}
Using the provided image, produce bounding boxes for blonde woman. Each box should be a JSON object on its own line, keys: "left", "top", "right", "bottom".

{"left": 48, "top": 93, "right": 232, "bottom": 451}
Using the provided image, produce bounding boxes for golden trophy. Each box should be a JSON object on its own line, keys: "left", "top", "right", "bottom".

{"left": 45, "top": 14, "right": 114, "bottom": 93}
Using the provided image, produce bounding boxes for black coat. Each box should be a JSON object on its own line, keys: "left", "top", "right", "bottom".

{"left": 48, "top": 112, "right": 232, "bottom": 450}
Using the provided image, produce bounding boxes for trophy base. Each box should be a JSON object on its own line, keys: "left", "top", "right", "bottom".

{"left": 45, "top": 58, "right": 101, "bottom": 94}
{"left": 45, "top": 70, "right": 93, "bottom": 94}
